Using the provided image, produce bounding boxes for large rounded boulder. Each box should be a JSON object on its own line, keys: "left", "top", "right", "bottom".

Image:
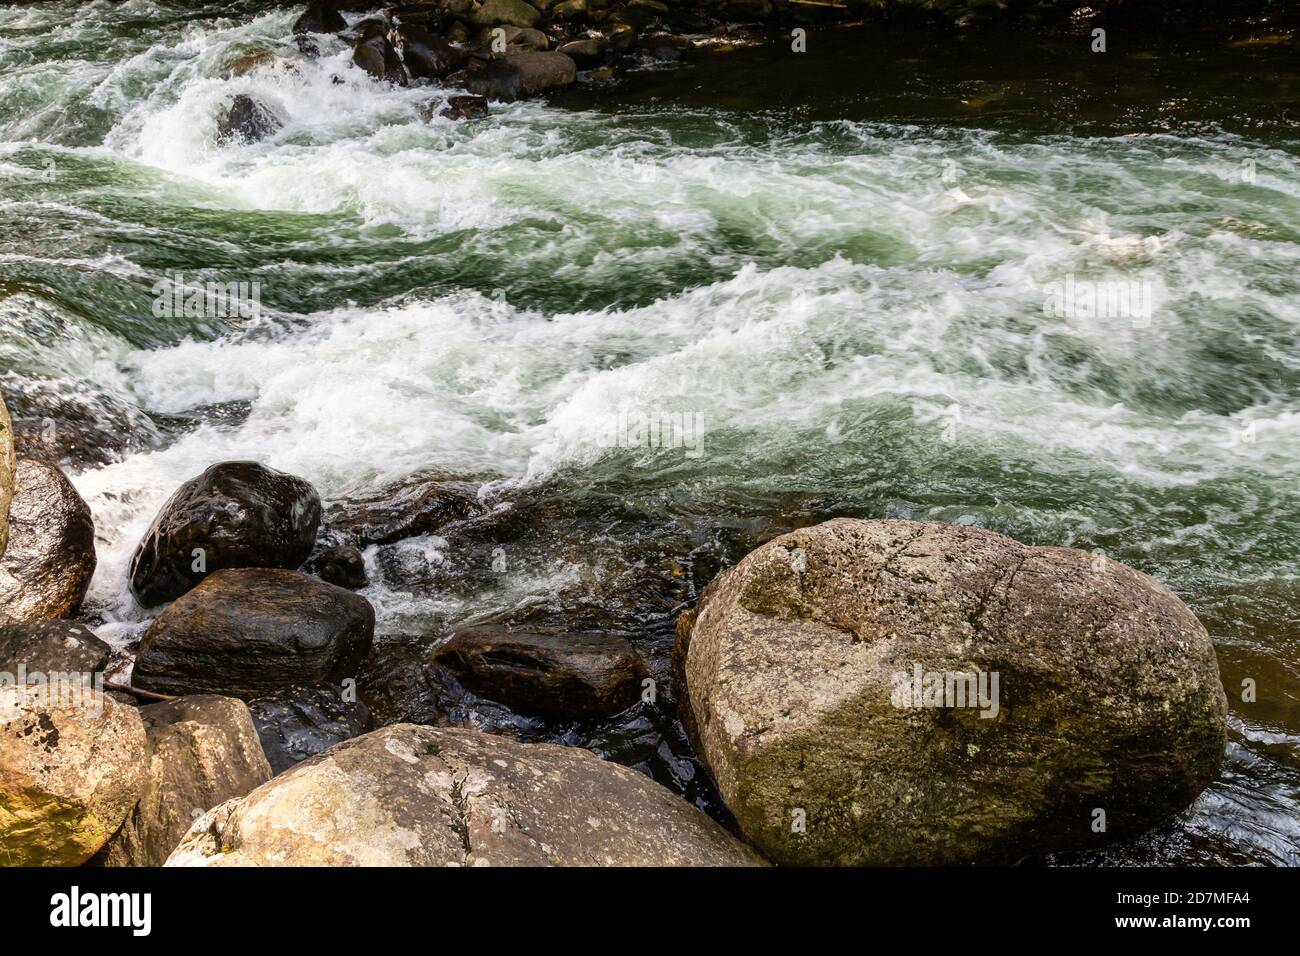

{"left": 0, "top": 685, "right": 148, "bottom": 866}
{"left": 674, "top": 518, "right": 1228, "bottom": 866}
{"left": 0, "top": 459, "right": 96, "bottom": 622}
{"left": 166, "top": 724, "right": 764, "bottom": 866}
{"left": 129, "top": 461, "right": 322, "bottom": 607}
{"left": 132, "top": 568, "right": 374, "bottom": 700}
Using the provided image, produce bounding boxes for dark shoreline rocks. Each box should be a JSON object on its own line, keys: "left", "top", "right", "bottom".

{"left": 0, "top": 459, "right": 96, "bottom": 622}
{"left": 0, "top": 619, "right": 110, "bottom": 676}
{"left": 132, "top": 568, "right": 375, "bottom": 700}
{"left": 249, "top": 683, "right": 374, "bottom": 774}
{"left": 0, "top": 392, "right": 12, "bottom": 561}
{"left": 675, "top": 518, "right": 1229, "bottom": 866}
{"left": 166, "top": 724, "right": 765, "bottom": 866}
{"left": 129, "top": 461, "right": 322, "bottom": 607}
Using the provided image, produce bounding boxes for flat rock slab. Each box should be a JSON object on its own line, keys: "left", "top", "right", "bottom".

{"left": 132, "top": 568, "right": 375, "bottom": 700}
{"left": 167, "top": 724, "right": 765, "bottom": 866}
{"left": 0, "top": 619, "right": 110, "bottom": 676}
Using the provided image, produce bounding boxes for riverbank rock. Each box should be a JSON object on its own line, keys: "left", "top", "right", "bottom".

{"left": 674, "top": 518, "right": 1228, "bottom": 866}
{"left": 353, "top": 32, "right": 409, "bottom": 84}
{"left": 132, "top": 568, "right": 375, "bottom": 700}
{"left": 460, "top": 51, "right": 576, "bottom": 100}
{"left": 0, "top": 391, "right": 11, "bottom": 561}
{"left": 472, "top": 0, "right": 542, "bottom": 28}
{"left": 166, "top": 724, "right": 764, "bottom": 866}
{"left": 216, "top": 94, "right": 281, "bottom": 144}
{"left": 0, "top": 460, "right": 96, "bottom": 622}
{"left": 94, "top": 695, "right": 272, "bottom": 867}
{"left": 129, "top": 461, "right": 322, "bottom": 607}
{"left": 0, "top": 619, "right": 110, "bottom": 676}
{"left": 323, "top": 473, "right": 478, "bottom": 548}
{"left": 0, "top": 685, "right": 147, "bottom": 866}
{"left": 248, "top": 684, "right": 373, "bottom": 774}
{"left": 435, "top": 626, "right": 648, "bottom": 717}
{"left": 305, "top": 542, "right": 368, "bottom": 589}
{"left": 557, "top": 37, "right": 603, "bottom": 67}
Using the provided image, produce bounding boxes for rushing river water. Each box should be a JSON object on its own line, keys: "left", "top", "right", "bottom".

{"left": 1, "top": 0, "right": 1297, "bottom": 865}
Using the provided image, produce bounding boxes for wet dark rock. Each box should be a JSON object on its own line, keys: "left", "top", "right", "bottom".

{"left": 293, "top": 0, "right": 348, "bottom": 34}
{"left": 435, "top": 626, "right": 649, "bottom": 718}
{"left": 306, "top": 542, "right": 369, "bottom": 589}
{"left": 323, "top": 473, "right": 479, "bottom": 548}
{"left": 557, "top": 37, "right": 604, "bottom": 66}
{"left": 92, "top": 695, "right": 271, "bottom": 867}
{"left": 625, "top": 0, "right": 670, "bottom": 27}
{"left": 552, "top": 0, "right": 588, "bottom": 20}
{"left": 249, "top": 684, "right": 374, "bottom": 775}
{"left": 0, "top": 460, "right": 95, "bottom": 622}
{"left": 637, "top": 32, "right": 690, "bottom": 61}
{"left": 723, "top": 0, "right": 773, "bottom": 19}
{"left": 354, "top": 38, "right": 410, "bottom": 84}
{"left": 0, "top": 618, "right": 109, "bottom": 675}
{"left": 460, "top": 50, "right": 577, "bottom": 100}
{"left": 129, "top": 461, "right": 322, "bottom": 608}
{"left": 2, "top": 377, "right": 163, "bottom": 470}
{"left": 482, "top": 25, "right": 549, "bottom": 51}
{"left": 216, "top": 94, "right": 281, "bottom": 145}
{"left": 395, "top": 22, "right": 467, "bottom": 79}
{"left": 132, "top": 568, "right": 375, "bottom": 701}
{"left": 438, "top": 93, "right": 490, "bottom": 119}
{"left": 472, "top": 0, "right": 542, "bottom": 28}
{"left": 0, "top": 392, "right": 11, "bottom": 561}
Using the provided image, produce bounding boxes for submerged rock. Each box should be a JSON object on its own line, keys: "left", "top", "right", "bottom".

{"left": 460, "top": 50, "right": 577, "bottom": 100}
{"left": 166, "top": 724, "right": 765, "bottom": 866}
{"left": 0, "top": 459, "right": 96, "bottom": 622}
{"left": 0, "top": 619, "right": 110, "bottom": 676}
{"left": 438, "top": 94, "right": 490, "bottom": 120}
{"left": 129, "top": 461, "right": 322, "bottom": 608}
{"left": 94, "top": 695, "right": 272, "bottom": 867}
{"left": 305, "top": 541, "right": 369, "bottom": 589}
{"left": 216, "top": 94, "right": 281, "bottom": 144}
{"left": 675, "top": 518, "right": 1229, "bottom": 866}
{"left": 323, "top": 473, "right": 479, "bottom": 548}
{"left": 132, "top": 568, "right": 375, "bottom": 700}
{"left": 435, "top": 626, "right": 649, "bottom": 717}
{"left": 0, "top": 685, "right": 148, "bottom": 866}
{"left": 0, "top": 392, "right": 12, "bottom": 561}
{"left": 248, "top": 684, "right": 374, "bottom": 775}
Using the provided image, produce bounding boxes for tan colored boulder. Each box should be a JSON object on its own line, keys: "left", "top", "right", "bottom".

{"left": 0, "top": 392, "right": 12, "bottom": 562}
{"left": 166, "top": 724, "right": 764, "bottom": 866}
{"left": 0, "top": 685, "right": 147, "bottom": 866}
{"left": 94, "top": 695, "right": 272, "bottom": 867}
{"left": 675, "top": 518, "right": 1228, "bottom": 866}
{"left": 0, "top": 459, "right": 96, "bottom": 622}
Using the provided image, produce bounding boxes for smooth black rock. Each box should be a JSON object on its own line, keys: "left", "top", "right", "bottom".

{"left": 216, "top": 94, "right": 281, "bottom": 144}
{"left": 434, "top": 626, "right": 649, "bottom": 717}
{"left": 129, "top": 461, "right": 322, "bottom": 608}
{"left": 306, "top": 542, "right": 369, "bottom": 590}
{"left": 0, "top": 460, "right": 96, "bottom": 622}
{"left": 395, "top": 23, "right": 466, "bottom": 79}
{"left": 0, "top": 618, "right": 110, "bottom": 676}
{"left": 293, "top": 0, "right": 347, "bottom": 34}
{"left": 133, "top": 568, "right": 375, "bottom": 700}
{"left": 248, "top": 684, "right": 374, "bottom": 775}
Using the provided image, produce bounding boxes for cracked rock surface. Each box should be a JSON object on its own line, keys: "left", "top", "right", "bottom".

{"left": 165, "top": 723, "right": 765, "bottom": 866}
{"left": 674, "top": 518, "right": 1228, "bottom": 865}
